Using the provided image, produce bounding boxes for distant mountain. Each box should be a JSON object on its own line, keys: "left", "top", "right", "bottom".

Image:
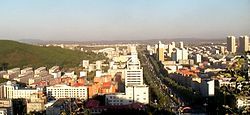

{"left": 18, "top": 39, "right": 48, "bottom": 45}
{"left": 0, "top": 40, "right": 106, "bottom": 69}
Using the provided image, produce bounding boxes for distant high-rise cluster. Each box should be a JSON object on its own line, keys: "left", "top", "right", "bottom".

{"left": 227, "top": 35, "right": 249, "bottom": 54}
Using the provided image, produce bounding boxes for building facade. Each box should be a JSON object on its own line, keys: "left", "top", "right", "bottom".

{"left": 157, "top": 41, "right": 165, "bottom": 62}
{"left": 46, "top": 84, "right": 88, "bottom": 99}
{"left": 125, "top": 57, "right": 143, "bottom": 86}
{"left": 238, "top": 36, "right": 249, "bottom": 53}
{"left": 227, "top": 36, "right": 236, "bottom": 53}
{"left": 105, "top": 85, "right": 149, "bottom": 105}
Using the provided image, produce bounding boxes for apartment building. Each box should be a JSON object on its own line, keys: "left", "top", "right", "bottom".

{"left": 125, "top": 57, "right": 143, "bottom": 86}
{"left": 46, "top": 84, "right": 88, "bottom": 99}
{"left": 0, "top": 81, "right": 39, "bottom": 99}
{"left": 105, "top": 85, "right": 149, "bottom": 105}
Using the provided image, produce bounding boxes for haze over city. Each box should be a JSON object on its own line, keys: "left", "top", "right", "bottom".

{"left": 0, "top": 0, "right": 249, "bottom": 41}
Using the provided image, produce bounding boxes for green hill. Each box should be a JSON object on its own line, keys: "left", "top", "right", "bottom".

{"left": 0, "top": 40, "right": 106, "bottom": 69}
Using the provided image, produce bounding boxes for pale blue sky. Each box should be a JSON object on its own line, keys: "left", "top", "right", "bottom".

{"left": 0, "top": 0, "right": 249, "bottom": 41}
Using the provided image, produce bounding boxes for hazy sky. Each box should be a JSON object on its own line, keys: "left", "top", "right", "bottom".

{"left": 0, "top": 0, "right": 249, "bottom": 41}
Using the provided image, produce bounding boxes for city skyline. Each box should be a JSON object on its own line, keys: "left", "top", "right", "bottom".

{"left": 0, "top": 0, "right": 249, "bottom": 41}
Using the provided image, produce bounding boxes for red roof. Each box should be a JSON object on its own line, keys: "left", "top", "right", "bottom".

{"left": 102, "top": 82, "right": 111, "bottom": 89}
{"left": 31, "top": 80, "right": 47, "bottom": 86}
{"left": 72, "top": 83, "right": 84, "bottom": 87}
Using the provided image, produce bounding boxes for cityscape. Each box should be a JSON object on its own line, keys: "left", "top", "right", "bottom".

{"left": 0, "top": 0, "right": 249, "bottom": 115}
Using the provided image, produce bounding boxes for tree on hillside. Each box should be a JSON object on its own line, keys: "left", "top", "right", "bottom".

{"left": 1, "top": 63, "right": 8, "bottom": 71}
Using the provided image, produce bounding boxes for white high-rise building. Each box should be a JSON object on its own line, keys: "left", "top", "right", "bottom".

{"left": 179, "top": 41, "right": 184, "bottom": 48}
{"left": 168, "top": 42, "right": 175, "bottom": 57}
{"left": 157, "top": 41, "right": 165, "bottom": 62}
{"left": 200, "top": 79, "right": 215, "bottom": 97}
{"left": 174, "top": 48, "right": 182, "bottom": 61}
{"left": 172, "top": 48, "right": 188, "bottom": 62}
{"left": 182, "top": 48, "right": 188, "bottom": 60}
{"left": 106, "top": 46, "right": 149, "bottom": 106}
{"left": 227, "top": 36, "right": 236, "bottom": 53}
{"left": 238, "top": 36, "right": 249, "bottom": 53}
{"left": 194, "top": 54, "right": 202, "bottom": 64}
{"left": 125, "top": 57, "right": 143, "bottom": 86}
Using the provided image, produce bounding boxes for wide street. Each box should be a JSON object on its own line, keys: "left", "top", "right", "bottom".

{"left": 138, "top": 47, "right": 180, "bottom": 114}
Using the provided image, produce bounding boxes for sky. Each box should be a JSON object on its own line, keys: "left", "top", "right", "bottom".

{"left": 0, "top": 0, "right": 249, "bottom": 41}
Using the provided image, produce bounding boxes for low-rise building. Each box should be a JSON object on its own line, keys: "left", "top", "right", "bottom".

{"left": 0, "top": 81, "right": 39, "bottom": 99}
{"left": 35, "top": 67, "right": 46, "bottom": 75}
{"left": 26, "top": 93, "right": 46, "bottom": 114}
{"left": 0, "top": 71, "right": 7, "bottom": 78}
{"left": 21, "top": 67, "right": 33, "bottom": 74}
{"left": 49, "top": 66, "right": 61, "bottom": 78}
{"left": 46, "top": 84, "right": 88, "bottom": 99}
{"left": 0, "top": 99, "right": 13, "bottom": 115}
{"left": 7, "top": 68, "right": 20, "bottom": 75}
{"left": 105, "top": 85, "right": 149, "bottom": 105}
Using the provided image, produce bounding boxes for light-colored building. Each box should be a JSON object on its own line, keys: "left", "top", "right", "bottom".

{"left": 194, "top": 54, "right": 202, "bottom": 64}
{"left": 21, "top": 67, "right": 33, "bottom": 74}
{"left": 125, "top": 57, "right": 143, "bottom": 86}
{"left": 105, "top": 85, "right": 149, "bottom": 105}
{"left": 106, "top": 46, "right": 149, "bottom": 106}
{"left": 80, "top": 71, "right": 87, "bottom": 77}
{"left": 172, "top": 48, "right": 188, "bottom": 62}
{"left": 182, "top": 48, "right": 188, "bottom": 60}
{"left": 157, "top": 41, "right": 165, "bottom": 62}
{"left": 35, "top": 67, "right": 46, "bottom": 75}
{"left": 26, "top": 93, "right": 46, "bottom": 114}
{"left": 168, "top": 42, "right": 175, "bottom": 57}
{"left": 238, "top": 36, "right": 249, "bottom": 53}
{"left": 200, "top": 79, "right": 215, "bottom": 97}
{"left": 179, "top": 41, "right": 184, "bottom": 48}
{"left": 4, "top": 68, "right": 20, "bottom": 80}
{"left": 0, "top": 99, "right": 12, "bottom": 115}
{"left": 125, "top": 85, "right": 149, "bottom": 104}
{"left": 49, "top": 66, "right": 60, "bottom": 74}
{"left": 96, "top": 61, "right": 102, "bottom": 70}
{"left": 0, "top": 81, "right": 39, "bottom": 99}
{"left": 7, "top": 68, "right": 20, "bottom": 74}
{"left": 95, "top": 70, "right": 102, "bottom": 77}
{"left": 220, "top": 46, "right": 225, "bottom": 54}
{"left": 64, "top": 71, "right": 74, "bottom": 77}
{"left": 27, "top": 102, "right": 44, "bottom": 114}
{"left": 49, "top": 66, "right": 61, "bottom": 78}
{"left": 14, "top": 71, "right": 33, "bottom": 84}
{"left": 12, "top": 88, "right": 39, "bottom": 99}
{"left": 227, "top": 36, "right": 236, "bottom": 53}
{"left": 0, "top": 71, "right": 7, "bottom": 78}
{"left": 46, "top": 84, "right": 88, "bottom": 99}
{"left": 82, "top": 60, "right": 90, "bottom": 68}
